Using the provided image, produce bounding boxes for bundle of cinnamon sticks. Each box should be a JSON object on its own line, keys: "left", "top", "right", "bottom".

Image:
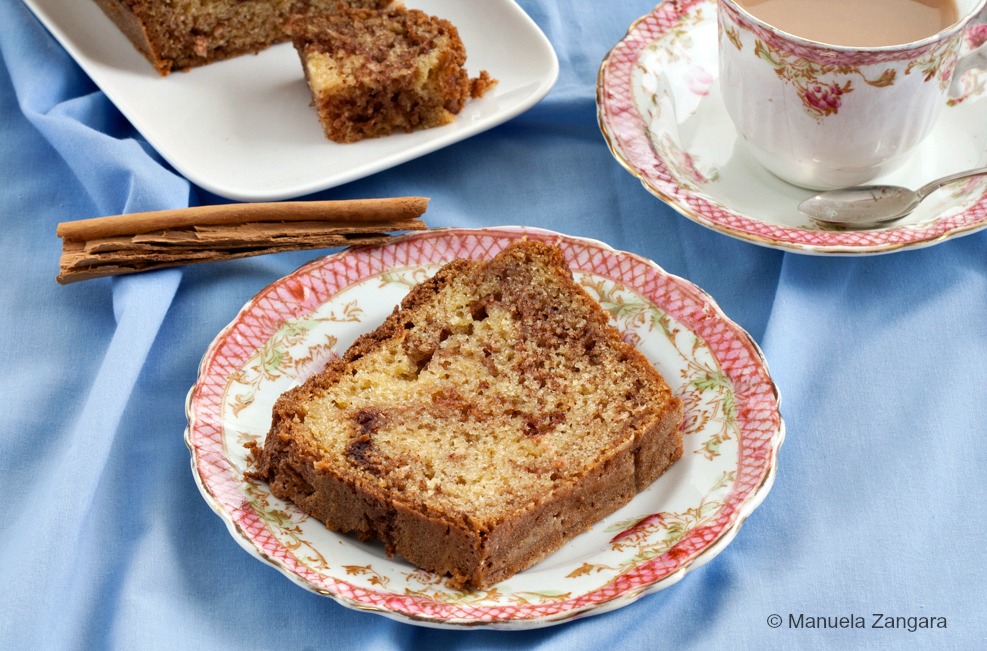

{"left": 56, "top": 196, "right": 429, "bottom": 284}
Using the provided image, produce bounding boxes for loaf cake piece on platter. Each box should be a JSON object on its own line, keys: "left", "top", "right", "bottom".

{"left": 287, "top": 6, "right": 496, "bottom": 142}
{"left": 248, "top": 240, "right": 684, "bottom": 589}
{"left": 92, "top": 0, "right": 389, "bottom": 75}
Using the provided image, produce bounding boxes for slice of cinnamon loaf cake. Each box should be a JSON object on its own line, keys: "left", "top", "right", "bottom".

{"left": 249, "top": 240, "right": 683, "bottom": 589}
{"left": 288, "top": 6, "right": 496, "bottom": 142}
{"left": 93, "top": 0, "right": 389, "bottom": 75}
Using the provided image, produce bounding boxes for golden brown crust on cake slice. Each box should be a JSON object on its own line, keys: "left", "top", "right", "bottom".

{"left": 249, "top": 240, "right": 684, "bottom": 589}
{"left": 93, "top": 0, "right": 169, "bottom": 74}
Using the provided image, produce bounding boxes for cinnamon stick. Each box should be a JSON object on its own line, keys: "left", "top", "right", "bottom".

{"left": 56, "top": 197, "right": 429, "bottom": 284}
{"left": 56, "top": 197, "right": 428, "bottom": 241}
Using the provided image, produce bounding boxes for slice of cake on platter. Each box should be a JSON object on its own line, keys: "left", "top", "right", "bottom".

{"left": 93, "top": 0, "right": 389, "bottom": 75}
{"left": 288, "top": 6, "right": 496, "bottom": 142}
{"left": 248, "top": 240, "right": 684, "bottom": 589}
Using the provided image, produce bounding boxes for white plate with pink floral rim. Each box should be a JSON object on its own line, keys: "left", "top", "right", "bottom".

{"left": 185, "top": 226, "right": 784, "bottom": 629}
{"left": 598, "top": 0, "right": 987, "bottom": 255}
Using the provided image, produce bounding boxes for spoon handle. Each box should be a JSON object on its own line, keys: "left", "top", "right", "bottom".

{"left": 915, "top": 166, "right": 987, "bottom": 200}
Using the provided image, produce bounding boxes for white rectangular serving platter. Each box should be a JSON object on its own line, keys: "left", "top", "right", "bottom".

{"left": 23, "top": 0, "right": 559, "bottom": 201}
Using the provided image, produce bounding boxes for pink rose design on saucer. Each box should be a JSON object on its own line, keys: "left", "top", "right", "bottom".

{"left": 967, "top": 23, "right": 987, "bottom": 48}
{"left": 686, "top": 65, "right": 714, "bottom": 96}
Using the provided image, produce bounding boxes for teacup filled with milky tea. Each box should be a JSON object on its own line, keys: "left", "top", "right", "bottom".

{"left": 718, "top": 0, "right": 986, "bottom": 189}
{"left": 740, "top": 0, "right": 958, "bottom": 48}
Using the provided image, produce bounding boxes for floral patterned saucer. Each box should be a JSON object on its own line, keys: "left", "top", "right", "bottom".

{"left": 598, "top": 0, "right": 987, "bottom": 254}
{"left": 185, "top": 227, "right": 784, "bottom": 628}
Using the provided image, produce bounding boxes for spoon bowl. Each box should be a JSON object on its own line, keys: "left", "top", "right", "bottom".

{"left": 798, "top": 166, "right": 987, "bottom": 230}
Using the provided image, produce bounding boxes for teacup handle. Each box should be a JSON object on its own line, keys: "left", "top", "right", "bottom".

{"left": 949, "top": 10, "right": 987, "bottom": 98}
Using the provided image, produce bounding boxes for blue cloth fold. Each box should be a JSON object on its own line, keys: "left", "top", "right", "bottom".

{"left": 2, "top": 4, "right": 184, "bottom": 647}
{"left": 2, "top": 0, "right": 986, "bottom": 648}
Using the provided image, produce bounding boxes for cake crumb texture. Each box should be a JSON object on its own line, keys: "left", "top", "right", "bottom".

{"left": 289, "top": 6, "right": 497, "bottom": 142}
{"left": 92, "top": 0, "right": 389, "bottom": 75}
{"left": 249, "top": 240, "right": 684, "bottom": 589}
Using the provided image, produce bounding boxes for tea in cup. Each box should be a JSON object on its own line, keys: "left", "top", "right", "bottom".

{"left": 718, "top": 0, "right": 987, "bottom": 189}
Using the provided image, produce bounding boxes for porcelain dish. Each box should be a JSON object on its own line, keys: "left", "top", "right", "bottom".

{"left": 23, "top": 0, "right": 558, "bottom": 201}
{"left": 185, "top": 226, "right": 784, "bottom": 629}
{"left": 598, "top": 0, "right": 987, "bottom": 255}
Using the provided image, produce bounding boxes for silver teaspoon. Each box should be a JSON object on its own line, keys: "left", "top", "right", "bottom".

{"left": 798, "top": 166, "right": 987, "bottom": 229}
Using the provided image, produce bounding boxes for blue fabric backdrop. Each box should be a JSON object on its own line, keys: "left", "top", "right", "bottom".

{"left": 2, "top": 0, "right": 985, "bottom": 648}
